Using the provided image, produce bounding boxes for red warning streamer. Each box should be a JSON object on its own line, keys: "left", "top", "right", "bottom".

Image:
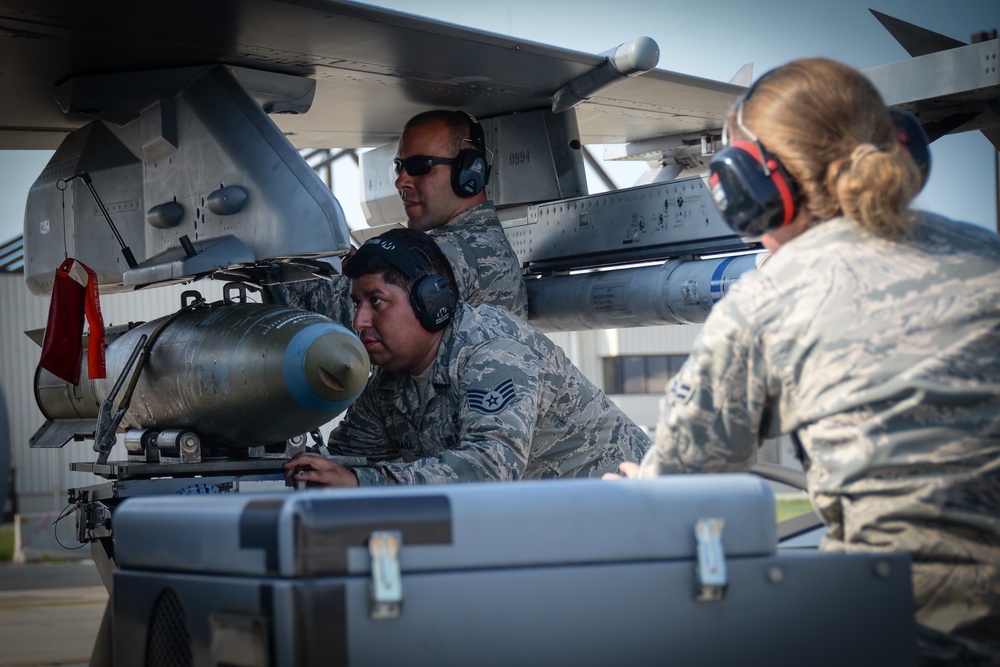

{"left": 38, "top": 259, "right": 106, "bottom": 384}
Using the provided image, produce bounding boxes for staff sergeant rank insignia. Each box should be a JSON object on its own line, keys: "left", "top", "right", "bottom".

{"left": 468, "top": 378, "right": 517, "bottom": 414}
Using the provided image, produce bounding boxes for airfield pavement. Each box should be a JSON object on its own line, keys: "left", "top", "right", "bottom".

{"left": 0, "top": 561, "right": 105, "bottom": 667}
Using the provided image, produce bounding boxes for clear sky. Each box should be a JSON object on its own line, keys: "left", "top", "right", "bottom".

{"left": 1, "top": 0, "right": 996, "bottom": 241}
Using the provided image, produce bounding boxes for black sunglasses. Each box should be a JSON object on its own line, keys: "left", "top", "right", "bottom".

{"left": 393, "top": 155, "right": 456, "bottom": 176}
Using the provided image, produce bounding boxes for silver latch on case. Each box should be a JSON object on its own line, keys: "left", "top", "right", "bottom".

{"left": 694, "top": 518, "right": 727, "bottom": 602}
{"left": 368, "top": 530, "right": 403, "bottom": 619}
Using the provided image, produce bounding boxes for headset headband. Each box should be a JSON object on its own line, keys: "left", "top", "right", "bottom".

{"left": 351, "top": 235, "right": 431, "bottom": 281}
{"left": 462, "top": 111, "right": 486, "bottom": 151}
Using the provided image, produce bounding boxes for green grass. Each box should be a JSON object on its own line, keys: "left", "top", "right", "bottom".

{"left": 0, "top": 523, "right": 13, "bottom": 561}
{"left": 776, "top": 496, "right": 815, "bottom": 523}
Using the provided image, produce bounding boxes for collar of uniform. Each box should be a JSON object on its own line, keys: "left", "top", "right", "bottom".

{"left": 430, "top": 200, "right": 496, "bottom": 232}
{"left": 426, "top": 301, "right": 468, "bottom": 388}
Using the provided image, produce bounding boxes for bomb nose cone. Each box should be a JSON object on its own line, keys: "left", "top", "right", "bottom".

{"left": 305, "top": 330, "right": 371, "bottom": 401}
{"left": 282, "top": 322, "right": 370, "bottom": 417}
{"left": 318, "top": 367, "right": 344, "bottom": 392}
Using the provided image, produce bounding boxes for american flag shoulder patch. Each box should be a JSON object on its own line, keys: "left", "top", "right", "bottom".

{"left": 468, "top": 378, "right": 517, "bottom": 414}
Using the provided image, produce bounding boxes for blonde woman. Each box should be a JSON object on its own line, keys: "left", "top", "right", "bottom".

{"left": 630, "top": 58, "right": 1000, "bottom": 666}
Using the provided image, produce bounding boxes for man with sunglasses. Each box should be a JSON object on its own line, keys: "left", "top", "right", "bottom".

{"left": 267, "top": 110, "right": 527, "bottom": 327}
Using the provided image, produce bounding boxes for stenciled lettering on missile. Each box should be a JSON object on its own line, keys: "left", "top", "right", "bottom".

{"left": 271, "top": 312, "right": 325, "bottom": 330}
{"left": 592, "top": 286, "right": 626, "bottom": 313}
{"left": 467, "top": 378, "right": 516, "bottom": 414}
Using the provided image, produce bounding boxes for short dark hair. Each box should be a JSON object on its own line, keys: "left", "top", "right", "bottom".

{"left": 403, "top": 109, "right": 485, "bottom": 156}
{"left": 344, "top": 228, "right": 458, "bottom": 297}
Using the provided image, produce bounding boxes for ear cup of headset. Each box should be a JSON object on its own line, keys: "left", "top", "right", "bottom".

{"left": 451, "top": 149, "right": 489, "bottom": 197}
{"left": 889, "top": 108, "right": 931, "bottom": 191}
{"left": 709, "top": 139, "right": 800, "bottom": 236}
{"left": 451, "top": 112, "right": 491, "bottom": 197}
{"left": 410, "top": 274, "right": 456, "bottom": 331}
{"left": 352, "top": 234, "right": 456, "bottom": 331}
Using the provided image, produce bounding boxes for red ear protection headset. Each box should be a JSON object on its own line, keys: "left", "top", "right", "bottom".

{"left": 708, "top": 82, "right": 801, "bottom": 236}
{"left": 451, "top": 112, "right": 491, "bottom": 198}
{"left": 709, "top": 78, "right": 932, "bottom": 237}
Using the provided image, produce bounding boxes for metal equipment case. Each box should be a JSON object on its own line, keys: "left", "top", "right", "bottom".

{"left": 111, "top": 475, "right": 916, "bottom": 666}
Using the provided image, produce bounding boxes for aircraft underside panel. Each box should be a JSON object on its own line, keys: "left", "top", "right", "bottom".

{"left": 504, "top": 176, "right": 752, "bottom": 275}
{"left": 23, "top": 66, "right": 353, "bottom": 295}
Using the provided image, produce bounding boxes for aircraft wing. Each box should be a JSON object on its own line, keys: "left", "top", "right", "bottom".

{"left": 3, "top": 2, "right": 995, "bottom": 159}
{"left": 5, "top": 1, "right": 994, "bottom": 324}
{"left": 0, "top": 0, "right": 741, "bottom": 151}
{"left": 865, "top": 10, "right": 1000, "bottom": 150}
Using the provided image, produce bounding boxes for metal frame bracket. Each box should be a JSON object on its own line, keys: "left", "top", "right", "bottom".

{"left": 368, "top": 530, "right": 403, "bottom": 619}
{"left": 694, "top": 517, "right": 728, "bottom": 602}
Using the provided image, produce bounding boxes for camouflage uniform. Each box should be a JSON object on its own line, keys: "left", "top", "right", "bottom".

{"left": 268, "top": 201, "right": 528, "bottom": 327}
{"left": 639, "top": 212, "right": 1000, "bottom": 665}
{"left": 330, "top": 301, "right": 651, "bottom": 484}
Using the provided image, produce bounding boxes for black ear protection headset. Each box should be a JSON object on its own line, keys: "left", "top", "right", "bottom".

{"left": 451, "top": 111, "right": 491, "bottom": 198}
{"left": 889, "top": 107, "right": 931, "bottom": 191}
{"left": 354, "top": 234, "right": 456, "bottom": 332}
{"left": 708, "top": 75, "right": 932, "bottom": 236}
